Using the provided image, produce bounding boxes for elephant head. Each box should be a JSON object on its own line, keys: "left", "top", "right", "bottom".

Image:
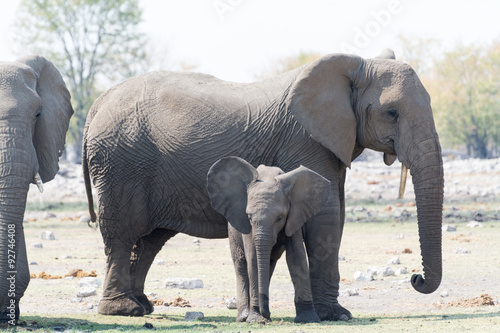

{"left": 0, "top": 56, "right": 73, "bottom": 323}
{"left": 286, "top": 50, "right": 444, "bottom": 294}
{"left": 207, "top": 156, "right": 330, "bottom": 319}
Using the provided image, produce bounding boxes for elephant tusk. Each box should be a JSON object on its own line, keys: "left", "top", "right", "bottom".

{"left": 398, "top": 164, "right": 408, "bottom": 199}
{"left": 34, "top": 173, "right": 44, "bottom": 193}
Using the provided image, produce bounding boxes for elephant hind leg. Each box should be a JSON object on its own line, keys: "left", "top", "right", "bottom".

{"left": 98, "top": 241, "right": 145, "bottom": 316}
{"left": 130, "top": 228, "right": 178, "bottom": 314}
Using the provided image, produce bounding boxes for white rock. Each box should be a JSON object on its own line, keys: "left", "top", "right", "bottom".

{"left": 342, "top": 288, "right": 359, "bottom": 296}
{"left": 61, "top": 255, "right": 72, "bottom": 259}
{"left": 395, "top": 267, "right": 409, "bottom": 275}
{"left": 33, "top": 243, "right": 43, "bottom": 249}
{"left": 192, "top": 238, "right": 200, "bottom": 244}
{"left": 79, "top": 216, "right": 91, "bottom": 223}
{"left": 395, "top": 233, "right": 405, "bottom": 239}
{"left": 377, "top": 267, "right": 395, "bottom": 277}
{"left": 466, "top": 221, "right": 483, "bottom": 228}
{"left": 442, "top": 224, "right": 457, "bottom": 232}
{"left": 29, "top": 262, "right": 38, "bottom": 265}
{"left": 226, "top": 297, "right": 237, "bottom": 309}
{"left": 42, "top": 212, "right": 57, "bottom": 220}
{"left": 185, "top": 311, "right": 204, "bottom": 321}
{"left": 338, "top": 254, "right": 346, "bottom": 261}
{"left": 366, "top": 266, "right": 380, "bottom": 276}
{"left": 79, "top": 277, "right": 101, "bottom": 288}
{"left": 41, "top": 231, "right": 55, "bottom": 240}
{"left": 354, "top": 271, "right": 374, "bottom": 281}
{"left": 388, "top": 257, "right": 401, "bottom": 265}
{"left": 440, "top": 291, "right": 449, "bottom": 298}
{"left": 453, "top": 248, "right": 471, "bottom": 254}
{"left": 70, "top": 297, "right": 82, "bottom": 303}
{"left": 77, "top": 286, "right": 96, "bottom": 297}
{"left": 154, "top": 259, "right": 164, "bottom": 265}
{"left": 164, "top": 278, "right": 204, "bottom": 289}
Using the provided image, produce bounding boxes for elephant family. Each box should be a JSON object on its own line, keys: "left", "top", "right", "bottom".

{"left": 207, "top": 157, "right": 330, "bottom": 323}
{"left": 0, "top": 56, "right": 73, "bottom": 324}
{"left": 82, "top": 49, "right": 444, "bottom": 320}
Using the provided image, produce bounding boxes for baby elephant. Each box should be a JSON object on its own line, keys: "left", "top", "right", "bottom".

{"left": 207, "top": 156, "right": 331, "bottom": 323}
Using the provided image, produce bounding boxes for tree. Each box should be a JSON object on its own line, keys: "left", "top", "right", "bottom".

{"left": 430, "top": 43, "right": 500, "bottom": 158}
{"left": 14, "top": 0, "right": 149, "bottom": 162}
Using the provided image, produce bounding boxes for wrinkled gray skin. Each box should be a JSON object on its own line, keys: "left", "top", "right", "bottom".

{"left": 83, "top": 50, "right": 444, "bottom": 320}
{"left": 207, "top": 157, "right": 331, "bottom": 323}
{"left": 0, "top": 56, "right": 73, "bottom": 324}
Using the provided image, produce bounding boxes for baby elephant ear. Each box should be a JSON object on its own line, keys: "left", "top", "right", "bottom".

{"left": 276, "top": 166, "right": 331, "bottom": 237}
{"left": 207, "top": 157, "right": 258, "bottom": 234}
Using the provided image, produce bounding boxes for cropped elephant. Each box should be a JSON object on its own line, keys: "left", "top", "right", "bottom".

{"left": 83, "top": 50, "right": 444, "bottom": 320}
{"left": 0, "top": 56, "right": 73, "bottom": 324}
{"left": 207, "top": 157, "right": 330, "bottom": 323}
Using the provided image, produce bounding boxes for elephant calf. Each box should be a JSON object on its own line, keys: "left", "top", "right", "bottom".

{"left": 207, "top": 156, "right": 331, "bottom": 323}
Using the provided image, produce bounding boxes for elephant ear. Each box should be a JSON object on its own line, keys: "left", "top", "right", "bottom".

{"left": 375, "top": 48, "right": 396, "bottom": 60}
{"left": 16, "top": 55, "right": 74, "bottom": 183}
{"left": 207, "top": 156, "right": 258, "bottom": 234}
{"left": 285, "top": 54, "right": 362, "bottom": 168}
{"left": 275, "top": 166, "right": 331, "bottom": 237}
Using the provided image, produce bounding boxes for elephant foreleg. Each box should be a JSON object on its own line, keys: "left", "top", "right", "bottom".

{"left": 228, "top": 227, "right": 250, "bottom": 322}
{"left": 285, "top": 232, "right": 320, "bottom": 323}
{"left": 129, "top": 229, "right": 177, "bottom": 314}
{"left": 303, "top": 192, "right": 352, "bottom": 321}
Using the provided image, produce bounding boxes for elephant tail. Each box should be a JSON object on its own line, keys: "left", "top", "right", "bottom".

{"left": 82, "top": 138, "right": 97, "bottom": 224}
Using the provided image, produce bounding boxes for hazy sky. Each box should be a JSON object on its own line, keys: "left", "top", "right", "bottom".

{"left": 1, "top": 0, "right": 499, "bottom": 82}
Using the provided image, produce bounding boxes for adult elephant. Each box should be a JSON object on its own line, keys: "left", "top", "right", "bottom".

{"left": 0, "top": 56, "right": 73, "bottom": 324}
{"left": 83, "top": 50, "right": 444, "bottom": 320}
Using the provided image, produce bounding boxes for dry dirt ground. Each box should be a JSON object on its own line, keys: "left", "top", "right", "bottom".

{"left": 20, "top": 155, "right": 500, "bottom": 322}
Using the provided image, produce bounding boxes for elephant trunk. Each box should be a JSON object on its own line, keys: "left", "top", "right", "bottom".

{"left": 0, "top": 178, "right": 31, "bottom": 324}
{"left": 0, "top": 129, "right": 35, "bottom": 324}
{"left": 408, "top": 139, "right": 444, "bottom": 294}
{"left": 255, "top": 235, "right": 273, "bottom": 319}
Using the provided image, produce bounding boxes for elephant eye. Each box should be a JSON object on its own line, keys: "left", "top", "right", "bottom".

{"left": 387, "top": 108, "right": 399, "bottom": 122}
{"left": 276, "top": 215, "right": 283, "bottom": 222}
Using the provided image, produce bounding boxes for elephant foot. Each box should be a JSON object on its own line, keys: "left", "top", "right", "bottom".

{"left": 235, "top": 308, "right": 249, "bottom": 322}
{"left": 98, "top": 294, "right": 145, "bottom": 316}
{"left": 133, "top": 293, "right": 155, "bottom": 315}
{"left": 246, "top": 310, "right": 271, "bottom": 324}
{"left": 316, "top": 302, "right": 352, "bottom": 321}
{"left": 294, "top": 301, "right": 321, "bottom": 323}
{"left": 0, "top": 304, "right": 19, "bottom": 326}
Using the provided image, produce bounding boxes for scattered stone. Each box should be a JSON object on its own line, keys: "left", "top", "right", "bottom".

{"left": 154, "top": 259, "right": 164, "bottom": 265}
{"left": 395, "top": 267, "right": 409, "bottom": 275}
{"left": 29, "top": 262, "right": 38, "bottom": 265}
{"left": 341, "top": 288, "right": 359, "bottom": 296}
{"left": 384, "top": 205, "right": 392, "bottom": 212}
{"left": 70, "top": 297, "right": 82, "bottom": 303}
{"left": 33, "top": 243, "right": 43, "bottom": 249}
{"left": 184, "top": 311, "right": 204, "bottom": 321}
{"left": 79, "top": 216, "right": 91, "bottom": 223}
{"left": 440, "top": 291, "right": 449, "bottom": 298}
{"left": 226, "top": 297, "right": 237, "bottom": 309}
{"left": 164, "top": 278, "right": 203, "bottom": 289}
{"left": 354, "top": 271, "right": 374, "bottom": 281}
{"left": 387, "top": 257, "right": 400, "bottom": 265}
{"left": 366, "top": 266, "right": 379, "bottom": 276}
{"left": 41, "top": 231, "right": 55, "bottom": 240}
{"left": 77, "top": 286, "right": 96, "bottom": 297}
{"left": 466, "top": 221, "right": 483, "bottom": 228}
{"left": 143, "top": 322, "right": 154, "bottom": 329}
{"left": 192, "top": 238, "right": 200, "bottom": 244}
{"left": 338, "top": 254, "right": 346, "bottom": 261}
{"left": 33, "top": 272, "right": 62, "bottom": 279}
{"left": 65, "top": 269, "right": 97, "bottom": 278}
{"left": 79, "top": 277, "right": 101, "bottom": 288}
{"left": 395, "top": 233, "right": 405, "bottom": 239}
{"left": 453, "top": 248, "right": 471, "bottom": 254}
{"left": 61, "top": 255, "right": 72, "bottom": 259}
{"left": 42, "top": 212, "right": 56, "bottom": 220}
{"left": 65, "top": 276, "right": 74, "bottom": 280}
{"left": 401, "top": 248, "right": 413, "bottom": 254}
{"left": 354, "top": 206, "right": 367, "bottom": 212}
{"left": 377, "top": 267, "right": 395, "bottom": 277}
{"left": 442, "top": 224, "right": 457, "bottom": 232}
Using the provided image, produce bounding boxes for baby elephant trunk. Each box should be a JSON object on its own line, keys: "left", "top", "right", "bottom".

{"left": 255, "top": 236, "right": 273, "bottom": 320}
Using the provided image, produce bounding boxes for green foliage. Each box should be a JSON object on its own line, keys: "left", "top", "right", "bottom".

{"left": 430, "top": 42, "right": 500, "bottom": 158}
{"left": 14, "top": 0, "right": 149, "bottom": 161}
